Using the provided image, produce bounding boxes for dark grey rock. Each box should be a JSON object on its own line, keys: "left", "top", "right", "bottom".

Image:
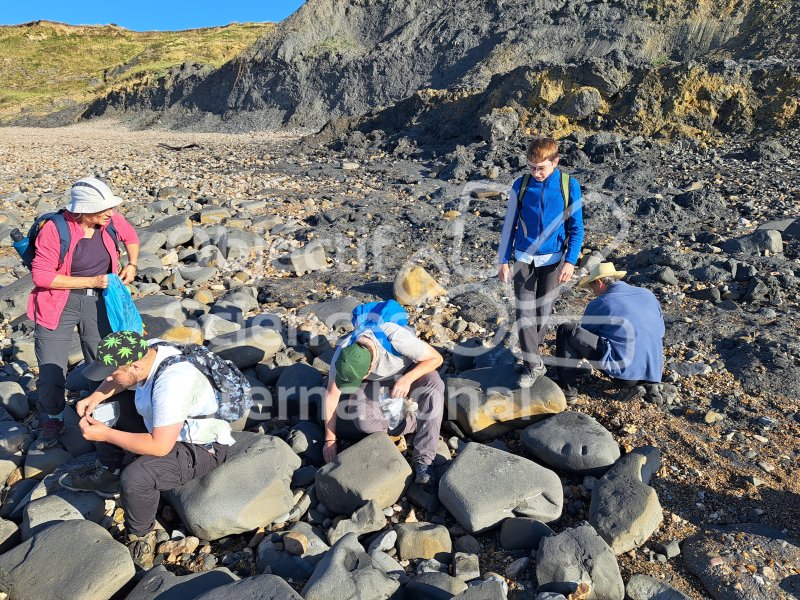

{"left": 124, "top": 565, "right": 238, "bottom": 600}
{"left": 193, "top": 574, "right": 304, "bottom": 600}
{"left": 499, "top": 517, "right": 554, "bottom": 551}
{"left": 439, "top": 442, "right": 562, "bottom": 533}
{"left": 536, "top": 523, "right": 623, "bottom": 600}
{"left": 0, "top": 520, "right": 134, "bottom": 600}
{"left": 521, "top": 411, "right": 620, "bottom": 475}
{"left": 316, "top": 432, "right": 412, "bottom": 515}
{"left": 0, "top": 381, "right": 27, "bottom": 420}
{"left": 276, "top": 363, "right": 323, "bottom": 420}
{"left": 302, "top": 532, "right": 401, "bottom": 600}
{"left": 589, "top": 446, "right": 662, "bottom": 555}
{"left": 165, "top": 432, "right": 300, "bottom": 540}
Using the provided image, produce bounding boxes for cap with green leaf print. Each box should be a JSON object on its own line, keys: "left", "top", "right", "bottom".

{"left": 83, "top": 330, "right": 150, "bottom": 381}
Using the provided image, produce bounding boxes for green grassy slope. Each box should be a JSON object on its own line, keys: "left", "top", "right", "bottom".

{"left": 0, "top": 20, "right": 274, "bottom": 121}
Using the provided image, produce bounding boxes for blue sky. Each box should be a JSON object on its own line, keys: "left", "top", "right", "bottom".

{"left": 0, "top": 1, "right": 306, "bottom": 31}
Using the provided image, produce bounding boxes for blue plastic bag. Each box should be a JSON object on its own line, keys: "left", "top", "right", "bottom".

{"left": 103, "top": 274, "right": 144, "bottom": 334}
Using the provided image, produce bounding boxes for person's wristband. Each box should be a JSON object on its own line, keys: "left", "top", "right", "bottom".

{"left": 324, "top": 439, "right": 336, "bottom": 445}
{"left": 128, "top": 264, "right": 138, "bottom": 271}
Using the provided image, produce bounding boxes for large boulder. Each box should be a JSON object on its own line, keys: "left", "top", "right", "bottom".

{"left": 448, "top": 365, "right": 566, "bottom": 441}
{"left": 536, "top": 523, "right": 624, "bottom": 600}
{"left": 439, "top": 442, "right": 562, "bottom": 533}
{"left": 589, "top": 446, "right": 662, "bottom": 554}
{"left": 145, "top": 214, "right": 193, "bottom": 248}
{"left": 316, "top": 433, "right": 412, "bottom": 515}
{"left": 124, "top": 565, "right": 238, "bottom": 600}
{"left": 165, "top": 432, "right": 300, "bottom": 540}
{"left": 302, "top": 533, "right": 401, "bottom": 600}
{"left": 521, "top": 412, "right": 620, "bottom": 475}
{"left": 0, "top": 520, "right": 134, "bottom": 600}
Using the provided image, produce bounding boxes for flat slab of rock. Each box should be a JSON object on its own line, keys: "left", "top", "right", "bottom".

{"left": 439, "top": 442, "right": 562, "bottom": 533}
{"left": 589, "top": 446, "right": 662, "bottom": 554}
{"left": 206, "top": 326, "right": 284, "bottom": 368}
{"left": 302, "top": 533, "right": 401, "bottom": 600}
{"left": 626, "top": 574, "right": 691, "bottom": 600}
{"left": 682, "top": 523, "right": 800, "bottom": 600}
{"left": 536, "top": 523, "right": 624, "bottom": 600}
{"left": 125, "top": 565, "right": 238, "bottom": 600}
{"left": 194, "top": 574, "right": 303, "bottom": 600}
{"left": 521, "top": 412, "right": 620, "bottom": 475}
{"left": 395, "top": 522, "right": 452, "bottom": 561}
{"left": 296, "top": 296, "right": 361, "bottom": 331}
{"left": 0, "top": 520, "right": 134, "bottom": 600}
{"left": 448, "top": 365, "right": 566, "bottom": 441}
{"left": 316, "top": 432, "right": 412, "bottom": 515}
{"left": 166, "top": 432, "right": 300, "bottom": 540}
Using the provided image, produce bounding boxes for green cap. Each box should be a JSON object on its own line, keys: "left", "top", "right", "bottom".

{"left": 83, "top": 330, "right": 150, "bottom": 381}
{"left": 334, "top": 343, "right": 372, "bottom": 394}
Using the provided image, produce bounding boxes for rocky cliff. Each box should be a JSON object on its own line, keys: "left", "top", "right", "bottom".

{"left": 83, "top": 0, "right": 799, "bottom": 141}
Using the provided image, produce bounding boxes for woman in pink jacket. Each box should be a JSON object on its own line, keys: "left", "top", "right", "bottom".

{"left": 28, "top": 177, "right": 140, "bottom": 450}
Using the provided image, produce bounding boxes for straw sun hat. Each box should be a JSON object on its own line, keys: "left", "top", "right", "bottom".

{"left": 577, "top": 262, "right": 627, "bottom": 288}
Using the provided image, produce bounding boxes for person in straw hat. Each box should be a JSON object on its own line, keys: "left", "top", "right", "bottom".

{"left": 554, "top": 261, "right": 664, "bottom": 399}
{"left": 28, "top": 176, "right": 140, "bottom": 450}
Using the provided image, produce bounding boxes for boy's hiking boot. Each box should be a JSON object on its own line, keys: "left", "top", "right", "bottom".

{"left": 517, "top": 362, "right": 546, "bottom": 388}
{"left": 127, "top": 529, "right": 158, "bottom": 570}
{"left": 59, "top": 460, "right": 120, "bottom": 498}
{"left": 34, "top": 418, "right": 66, "bottom": 450}
{"left": 414, "top": 463, "right": 436, "bottom": 487}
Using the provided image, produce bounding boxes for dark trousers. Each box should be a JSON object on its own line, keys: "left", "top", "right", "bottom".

{"left": 95, "top": 392, "right": 228, "bottom": 536}
{"left": 35, "top": 291, "right": 111, "bottom": 416}
{"left": 513, "top": 260, "right": 562, "bottom": 368}
{"left": 338, "top": 371, "right": 445, "bottom": 467}
{"left": 555, "top": 323, "right": 648, "bottom": 395}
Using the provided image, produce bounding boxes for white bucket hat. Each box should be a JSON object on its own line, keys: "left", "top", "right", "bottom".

{"left": 67, "top": 177, "right": 123, "bottom": 214}
{"left": 578, "top": 262, "right": 627, "bottom": 288}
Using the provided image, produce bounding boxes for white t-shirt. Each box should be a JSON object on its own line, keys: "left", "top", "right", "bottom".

{"left": 135, "top": 343, "right": 235, "bottom": 446}
{"left": 330, "top": 323, "right": 429, "bottom": 382}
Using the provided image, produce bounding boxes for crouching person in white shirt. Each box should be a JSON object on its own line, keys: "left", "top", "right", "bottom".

{"left": 59, "top": 330, "right": 235, "bottom": 569}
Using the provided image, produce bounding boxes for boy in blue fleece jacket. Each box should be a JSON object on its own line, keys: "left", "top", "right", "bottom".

{"left": 555, "top": 262, "right": 665, "bottom": 398}
{"left": 497, "top": 137, "right": 584, "bottom": 387}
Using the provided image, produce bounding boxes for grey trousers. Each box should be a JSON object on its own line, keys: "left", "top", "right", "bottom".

{"left": 95, "top": 392, "right": 228, "bottom": 536}
{"left": 338, "top": 372, "right": 445, "bottom": 466}
{"left": 34, "top": 291, "right": 111, "bottom": 416}
{"left": 512, "top": 260, "right": 562, "bottom": 368}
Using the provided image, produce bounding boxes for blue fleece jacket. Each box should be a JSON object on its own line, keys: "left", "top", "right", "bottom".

{"left": 581, "top": 281, "right": 665, "bottom": 382}
{"left": 497, "top": 168, "right": 584, "bottom": 265}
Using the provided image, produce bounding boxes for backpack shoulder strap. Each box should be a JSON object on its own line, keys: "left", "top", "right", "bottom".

{"left": 50, "top": 211, "right": 71, "bottom": 269}
{"left": 560, "top": 171, "right": 570, "bottom": 210}
{"left": 510, "top": 173, "right": 532, "bottom": 255}
{"left": 559, "top": 170, "right": 572, "bottom": 252}
{"left": 105, "top": 219, "right": 120, "bottom": 251}
{"left": 516, "top": 173, "right": 532, "bottom": 216}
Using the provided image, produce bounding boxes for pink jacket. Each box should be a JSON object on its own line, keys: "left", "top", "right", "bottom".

{"left": 27, "top": 211, "right": 139, "bottom": 329}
